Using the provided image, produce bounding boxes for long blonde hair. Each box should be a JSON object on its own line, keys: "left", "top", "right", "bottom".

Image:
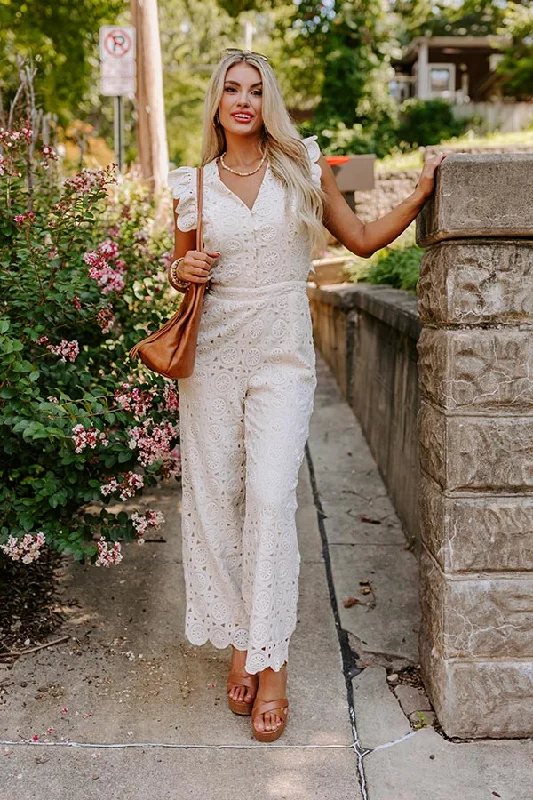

{"left": 201, "top": 52, "right": 325, "bottom": 253}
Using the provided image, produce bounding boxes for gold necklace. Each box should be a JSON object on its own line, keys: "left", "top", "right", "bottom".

{"left": 219, "top": 150, "right": 267, "bottom": 177}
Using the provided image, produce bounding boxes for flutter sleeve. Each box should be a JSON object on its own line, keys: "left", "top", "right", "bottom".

{"left": 301, "top": 135, "right": 323, "bottom": 189}
{"left": 167, "top": 166, "right": 197, "bottom": 232}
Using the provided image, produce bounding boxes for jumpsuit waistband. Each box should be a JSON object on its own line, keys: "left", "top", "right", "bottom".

{"left": 208, "top": 280, "right": 308, "bottom": 300}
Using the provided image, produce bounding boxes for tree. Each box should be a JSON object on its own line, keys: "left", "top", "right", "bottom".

{"left": 294, "top": 1, "right": 398, "bottom": 156}
{"left": 391, "top": 0, "right": 506, "bottom": 39}
{"left": 497, "top": 2, "right": 533, "bottom": 99}
{"left": 0, "top": 0, "right": 124, "bottom": 121}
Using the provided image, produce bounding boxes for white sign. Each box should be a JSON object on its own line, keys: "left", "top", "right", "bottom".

{"left": 99, "top": 26, "right": 136, "bottom": 96}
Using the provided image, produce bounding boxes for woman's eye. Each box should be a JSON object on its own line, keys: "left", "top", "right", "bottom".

{"left": 252, "top": 90, "right": 262, "bottom": 96}
{"left": 224, "top": 86, "right": 236, "bottom": 92}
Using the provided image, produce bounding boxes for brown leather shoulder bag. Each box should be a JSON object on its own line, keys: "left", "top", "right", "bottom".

{"left": 129, "top": 166, "right": 206, "bottom": 379}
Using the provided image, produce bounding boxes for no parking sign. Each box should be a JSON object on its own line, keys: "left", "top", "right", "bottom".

{"left": 99, "top": 26, "right": 136, "bottom": 96}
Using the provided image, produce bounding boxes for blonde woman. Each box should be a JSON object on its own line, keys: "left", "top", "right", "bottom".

{"left": 168, "top": 50, "right": 441, "bottom": 742}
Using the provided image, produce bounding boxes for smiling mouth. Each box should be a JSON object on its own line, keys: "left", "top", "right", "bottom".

{"left": 232, "top": 113, "right": 253, "bottom": 122}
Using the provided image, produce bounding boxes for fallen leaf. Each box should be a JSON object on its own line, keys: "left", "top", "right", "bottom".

{"left": 343, "top": 596, "right": 362, "bottom": 608}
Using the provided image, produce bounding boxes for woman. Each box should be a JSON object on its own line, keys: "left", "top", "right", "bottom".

{"left": 168, "top": 50, "right": 441, "bottom": 742}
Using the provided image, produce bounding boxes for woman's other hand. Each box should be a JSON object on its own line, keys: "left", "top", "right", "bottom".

{"left": 413, "top": 153, "right": 446, "bottom": 202}
{"left": 177, "top": 250, "right": 220, "bottom": 284}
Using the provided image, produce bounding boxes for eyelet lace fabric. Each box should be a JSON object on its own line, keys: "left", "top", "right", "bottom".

{"left": 170, "top": 137, "right": 322, "bottom": 674}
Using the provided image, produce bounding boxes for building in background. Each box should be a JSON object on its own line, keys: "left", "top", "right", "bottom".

{"left": 390, "top": 35, "right": 533, "bottom": 133}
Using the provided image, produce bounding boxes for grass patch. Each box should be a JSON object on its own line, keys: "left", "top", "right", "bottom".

{"left": 377, "top": 128, "right": 533, "bottom": 173}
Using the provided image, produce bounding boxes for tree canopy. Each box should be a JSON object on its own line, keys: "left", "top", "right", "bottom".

{"left": 1, "top": 0, "right": 531, "bottom": 164}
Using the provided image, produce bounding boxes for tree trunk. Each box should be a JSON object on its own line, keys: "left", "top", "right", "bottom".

{"left": 130, "top": 0, "right": 169, "bottom": 200}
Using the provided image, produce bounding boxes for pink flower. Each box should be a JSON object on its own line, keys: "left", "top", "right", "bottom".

{"left": 42, "top": 145, "right": 58, "bottom": 161}
{"left": 72, "top": 424, "right": 108, "bottom": 453}
{"left": 14, "top": 211, "right": 36, "bottom": 226}
{"left": 98, "top": 239, "right": 120, "bottom": 258}
{"left": 72, "top": 296, "right": 82, "bottom": 310}
{"left": 96, "top": 307, "right": 115, "bottom": 333}
{"left": 47, "top": 339, "right": 79, "bottom": 363}
{"left": 115, "top": 383, "right": 155, "bottom": 419}
{"left": 36, "top": 335, "right": 49, "bottom": 345}
{"left": 163, "top": 383, "right": 180, "bottom": 412}
{"left": 160, "top": 251, "right": 173, "bottom": 270}
{"left": 64, "top": 169, "right": 110, "bottom": 194}
{"left": 128, "top": 419, "right": 179, "bottom": 467}
{"left": 88, "top": 262, "right": 125, "bottom": 294}
{"left": 100, "top": 472, "right": 144, "bottom": 501}
{"left": 83, "top": 251, "right": 102, "bottom": 267}
{"left": 131, "top": 509, "right": 165, "bottom": 544}
{"left": 32, "top": 734, "right": 39, "bottom": 741}
{"left": 107, "top": 226, "right": 120, "bottom": 238}
{"left": 1, "top": 532, "right": 46, "bottom": 564}
{"left": 95, "top": 538, "right": 123, "bottom": 567}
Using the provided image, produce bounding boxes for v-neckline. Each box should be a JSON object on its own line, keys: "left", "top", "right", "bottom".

{"left": 213, "top": 159, "right": 269, "bottom": 213}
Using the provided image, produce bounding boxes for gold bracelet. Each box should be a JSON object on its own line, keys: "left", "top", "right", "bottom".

{"left": 169, "top": 258, "right": 190, "bottom": 292}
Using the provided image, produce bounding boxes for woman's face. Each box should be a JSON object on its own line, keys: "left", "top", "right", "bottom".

{"left": 218, "top": 62, "right": 264, "bottom": 137}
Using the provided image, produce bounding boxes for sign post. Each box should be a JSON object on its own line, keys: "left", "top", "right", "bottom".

{"left": 99, "top": 26, "right": 136, "bottom": 172}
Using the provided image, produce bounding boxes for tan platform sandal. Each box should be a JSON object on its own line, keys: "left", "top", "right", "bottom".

{"left": 226, "top": 671, "right": 258, "bottom": 716}
{"left": 251, "top": 697, "right": 289, "bottom": 742}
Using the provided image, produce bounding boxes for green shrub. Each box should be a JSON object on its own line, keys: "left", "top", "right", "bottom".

{"left": 300, "top": 116, "right": 398, "bottom": 160}
{"left": 0, "top": 116, "right": 181, "bottom": 567}
{"left": 397, "top": 98, "right": 467, "bottom": 149}
{"left": 359, "top": 245, "right": 423, "bottom": 293}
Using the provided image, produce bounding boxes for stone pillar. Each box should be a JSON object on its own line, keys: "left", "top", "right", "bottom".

{"left": 416, "top": 153, "right": 533, "bottom": 739}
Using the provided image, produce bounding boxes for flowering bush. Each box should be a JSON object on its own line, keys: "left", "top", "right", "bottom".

{"left": 0, "top": 113, "right": 181, "bottom": 568}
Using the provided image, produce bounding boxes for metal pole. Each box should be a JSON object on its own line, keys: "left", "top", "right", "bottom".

{"left": 114, "top": 95, "right": 124, "bottom": 172}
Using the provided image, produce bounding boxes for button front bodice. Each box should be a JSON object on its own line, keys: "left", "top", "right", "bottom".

{"left": 168, "top": 136, "right": 322, "bottom": 292}
{"left": 201, "top": 161, "right": 313, "bottom": 289}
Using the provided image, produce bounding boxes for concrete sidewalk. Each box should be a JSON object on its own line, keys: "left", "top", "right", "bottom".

{"left": 1, "top": 352, "right": 531, "bottom": 799}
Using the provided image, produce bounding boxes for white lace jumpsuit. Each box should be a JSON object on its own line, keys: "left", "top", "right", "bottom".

{"left": 168, "top": 136, "right": 322, "bottom": 674}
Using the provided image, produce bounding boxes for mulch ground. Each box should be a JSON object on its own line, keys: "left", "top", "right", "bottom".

{"left": 0, "top": 548, "right": 65, "bottom": 661}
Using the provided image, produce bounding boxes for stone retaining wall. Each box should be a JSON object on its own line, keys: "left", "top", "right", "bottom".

{"left": 416, "top": 153, "right": 533, "bottom": 739}
{"left": 353, "top": 143, "right": 533, "bottom": 225}
{"left": 307, "top": 283, "right": 421, "bottom": 542}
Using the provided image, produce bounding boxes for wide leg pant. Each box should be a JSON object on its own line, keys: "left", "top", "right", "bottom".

{"left": 177, "top": 282, "right": 316, "bottom": 674}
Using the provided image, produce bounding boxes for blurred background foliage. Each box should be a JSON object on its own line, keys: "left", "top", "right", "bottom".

{"left": 0, "top": 1, "right": 531, "bottom": 166}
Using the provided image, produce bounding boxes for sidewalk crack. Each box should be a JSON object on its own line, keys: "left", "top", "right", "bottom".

{"left": 305, "top": 444, "right": 369, "bottom": 800}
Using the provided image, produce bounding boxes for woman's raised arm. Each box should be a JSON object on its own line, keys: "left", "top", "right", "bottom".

{"left": 320, "top": 154, "right": 444, "bottom": 258}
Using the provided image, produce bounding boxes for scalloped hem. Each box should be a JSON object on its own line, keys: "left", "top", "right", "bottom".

{"left": 185, "top": 628, "right": 291, "bottom": 675}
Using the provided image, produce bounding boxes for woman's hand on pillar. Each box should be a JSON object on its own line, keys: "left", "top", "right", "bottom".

{"left": 413, "top": 153, "right": 446, "bottom": 203}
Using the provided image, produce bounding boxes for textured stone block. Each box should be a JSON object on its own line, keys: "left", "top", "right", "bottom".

{"left": 418, "top": 240, "right": 533, "bottom": 326}
{"left": 419, "top": 473, "right": 533, "bottom": 573}
{"left": 419, "top": 402, "right": 533, "bottom": 491}
{"left": 418, "top": 329, "right": 533, "bottom": 411}
{"left": 417, "top": 154, "right": 533, "bottom": 246}
{"left": 419, "top": 547, "right": 533, "bottom": 659}
{"left": 419, "top": 634, "right": 533, "bottom": 738}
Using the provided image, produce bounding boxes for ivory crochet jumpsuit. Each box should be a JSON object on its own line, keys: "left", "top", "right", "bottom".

{"left": 168, "top": 136, "right": 322, "bottom": 675}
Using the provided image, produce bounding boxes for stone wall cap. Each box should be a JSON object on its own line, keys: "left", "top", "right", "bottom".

{"left": 417, "top": 153, "right": 533, "bottom": 246}
{"left": 307, "top": 282, "right": 421, "bottom": 339}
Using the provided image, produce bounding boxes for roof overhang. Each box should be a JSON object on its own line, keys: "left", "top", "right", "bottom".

{"left": 404, "top": 35, "right": 512, "bottom": 63}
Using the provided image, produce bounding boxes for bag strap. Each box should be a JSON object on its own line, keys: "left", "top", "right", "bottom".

{"left": 196, "top": 166, "right": 204, "bottom": 251}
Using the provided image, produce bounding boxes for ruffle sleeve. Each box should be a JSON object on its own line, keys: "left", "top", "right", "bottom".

{"left": 301, "top": 135, "right": 322, "bottom": 189}
{"left": 167, "top": 166, "right": 197, "bottom": 232}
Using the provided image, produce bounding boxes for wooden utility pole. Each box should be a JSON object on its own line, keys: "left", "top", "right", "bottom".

{"left": 130, "top": 0, "right": 169, "bottom": 198}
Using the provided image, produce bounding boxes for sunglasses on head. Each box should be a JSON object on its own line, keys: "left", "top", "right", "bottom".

{"left": 223, "top": 48, "right": 269, "bottom": 62}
